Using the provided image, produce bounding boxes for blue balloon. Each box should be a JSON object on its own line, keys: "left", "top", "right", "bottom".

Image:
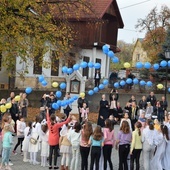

{"left": 88, "top": 90, "right": 94, "bottom": 96}
{"left": 140, "top": 80, "right": 146, "bottom": 86}
{"left": 62, "top": 66, "right": 68, "bottom": 73}
{"left": 38, "top": 75, "right": 44, "bottom": 82}
{"left": 56, "top": 91, "right": 62, "bottom": 98}
{"left": 126, "top": 78, "right": 132, "bottom": 84}
{"left": 67, "top": 68, "right": 73, "bottom": 74}
{"left": 65, "top": 100, "right": 69, "bottom": 105}
{"left": 112, "top": 57, "right": 119, "bottom": 63}
{"left": 102, "top": 45, "right": 109, "bottom": 54}
{"left": 41, "top": 80, "right": 47, "bottom": 86}
{"left": 25, "top": 87, "right": 32, "bottom": 94}
{"left": 93, "top": 87, "right": 99, "bottom": 93}
{"left": 103, "top": 79, "right": 109, "bottom": 85}
{"left": 146, "top": 81, "right": 152, "bottom": 87}
{"left": 136, "top": 62, "right": 143, "bottom": 69}
{"left": 114, "top": 82, "right": 119, "bottom": 88}
{"left": 153, "top": 63, "right": 159, "bottom": 70}
{"left": 80, "top": 61, "right": 88, "bottom": 68}
{"left": 57, "top": 100, "right": 61, "bottom": 106}
{"left": 73, "top": 96, "right": 78, "bottom": 100}
{"left": 133, "top": 78, "right": 139, "bottom": 85}
{"left": 99, "top": 84, "right": 104, "bottom": 90}
{"left": 60, "top": 82, "right": 66, "bottom": 89}
{"left": 168, "top": 60, "right": 170, "bottom": 67}
{"left": 60, "top": 101, "right": 66, "bottom": 107}
{"left": 94, "top": 63, "right": 101, "bottom": 69}
{"left": 160, "top": 60, "right": 167, "bottom": 67}
{"left": 88, "top": 62, "right": 94, "bottom": 68}
{"left": 144, "top": 62, "right": 151, "bottom": 69}
{"left": 52, "top": 103, "right": 59, "bottom": 110}
{"left": 73, "top": 64, "right": 80, "bottom": 71}
{"left": 108, "top": 51, "right": 114, "bottom": 58}
{"left": 168, "top": 87, "right": 170, "bottom": 93}
{"left": 69, "top": 98, "right": 74, "bottom": 103}
{"left": 120, "top": 80, "right": 126, "bottom": 86}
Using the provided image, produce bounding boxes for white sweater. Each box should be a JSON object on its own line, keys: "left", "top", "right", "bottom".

{"left": 17, "top": 120, "right": 26, "bottom": 138}
{"left": 67, "top": 129, "right": 81, "bottom": 147}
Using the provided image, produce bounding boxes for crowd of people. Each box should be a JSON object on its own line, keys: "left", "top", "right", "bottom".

{"left": 0, "top": 90, "right": 170, "bottom": 170}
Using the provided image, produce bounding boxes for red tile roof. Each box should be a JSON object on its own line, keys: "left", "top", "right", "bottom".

{"left": 46, "top": 0, "right": 123, "bottom": 28}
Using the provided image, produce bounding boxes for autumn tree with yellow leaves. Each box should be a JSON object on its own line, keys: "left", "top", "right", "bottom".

{"left": 0, "top": 0, "right": 91, "bottom": 77}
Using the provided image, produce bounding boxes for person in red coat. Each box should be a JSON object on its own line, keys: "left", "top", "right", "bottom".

{"left": 46, "top": 108, "right": 71, "bottom": 169}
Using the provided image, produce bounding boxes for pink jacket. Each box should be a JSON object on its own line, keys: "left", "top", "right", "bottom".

{"left": 103, "top": 128, "right": 115, "bottom": 146}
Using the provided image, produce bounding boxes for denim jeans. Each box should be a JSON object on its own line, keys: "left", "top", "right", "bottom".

{"left": 2, "top": 147, "right": 11, "bottom": 165}
{"left": 70, "top": 146, "right": 80, "bottom": 170}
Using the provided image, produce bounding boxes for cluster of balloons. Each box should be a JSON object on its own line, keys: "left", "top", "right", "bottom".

{"left": 123, "top": 60, "right": 170, "bottom": 70}
{"left": 52, "top": 95, "right": 78, "bottom": 110}
{"left": 0, "top": 103, "right": 12, "bottom": 113}
{"left": 88, "top": 79, "right": 109, "bottom": 96}
{"left": 62, "top": 62, "right": 101, "bottom": 75}
{"left": 38, "top": 75, "right": 48, "bottom": 86}
{"left": 102, "top": 44, "right": 119, "bottom": 63}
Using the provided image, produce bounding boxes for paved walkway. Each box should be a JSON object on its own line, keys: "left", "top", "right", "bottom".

{"left": 0, "top": 125, "right": 144, "bottom": 170}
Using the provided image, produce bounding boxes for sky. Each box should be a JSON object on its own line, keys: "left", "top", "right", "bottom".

{"left": 116, "top": 0, "right": 170, "bottom": 43}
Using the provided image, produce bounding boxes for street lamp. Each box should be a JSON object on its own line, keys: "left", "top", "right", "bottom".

{"left": 164, "top": 49, "right": 170, "bottom": 100}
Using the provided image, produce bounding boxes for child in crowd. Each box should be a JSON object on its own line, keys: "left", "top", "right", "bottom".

{"left": 103, "top": 119, "right": 115, "bottom": 170}
{"left": 13, "top": 116, "right": 26, "bottom": 155}
{"left": 0, "top": 124, "right": 13, "bottom": 170}
{"left": 80, "top": 103, "right": 89, "bottom": 122}
{"left": 89, "top": 125, "right": 104, "bottom": 170}
{"left": 28, "top": 115, "right": 41, "bottom": 165}
{"left": 39, "top": 123, "right": 49, "bottom": 167}
{"left": 22, "top": 121, "right": 32, "bottom": 162}
{"left": 154, "top": 119, "right": 160, "bottom": 131}
{"left": 46, "top": 108, "right": 71, "bottom": 169}
{"left": 68, "top": 122, "right": 81, "bottom": 170}
{"left": 130, "top": 122, "right": 142, "bottom": 170}
{"left": 59, "top": 124, "right": 72, "bottom": 170}
{"left": 138, "top": 112, "right": 146, "bottom": 131}
{"left": 80, "top": 121, "right": 93, "bottom": 170}
{"left": 120, "top": 112, "right": 132, "bottom": 131}
{"left": 109, "top": 115, "right": 117, "bottom": 129}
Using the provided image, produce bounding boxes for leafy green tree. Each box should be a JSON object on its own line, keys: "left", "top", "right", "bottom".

{"left": 0, "top": 0, "right": 91, "bottom": 76}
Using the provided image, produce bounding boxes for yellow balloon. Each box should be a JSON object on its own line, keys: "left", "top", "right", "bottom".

{"left": 1, "top": 105, "right": 7, "bottom": 113}
{"left": 80, "top": 92, "right": 85, "bottom": 98}
{"left": 124, "top": 62, "right": 131, "bottom": 68}
{"left": 15, "top": 95, "right": 21, "bottom": 102}
{"left": 5, "top": 103, "right": 12, "bottom": 109}
{"left": 157, "top": 84, "right": 163, "bottom": 89}
{"left": 52, "top": 82, "right": 59, "bottom": 88}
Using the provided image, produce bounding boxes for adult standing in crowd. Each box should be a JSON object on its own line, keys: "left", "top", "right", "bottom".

{"left": 97, "top": 94, "right": 109, "bottom": 127}
{"left": 40, "top": 94, "right": 48, "bottom": 121}
{"left": 10, "top": 98, "right": 19, "bottom": 132}
{"left": 109, "top": 89, "right": 119, "bottom": 118}
{"left": 19, "top": 93, "right": 29, "bottom": 118}
{"left": 77, "top": 94, "right": 88, "bottom": 123}
{"left": 153, "top": 101, "right": 163, "bottom": 122}
{"left": 130, "top": 102, "right": 139, "bottom": 131}
{"left": 147, "top": 91, "right": 157, "bottom": 106}
{"left": 160, "top": 95, "right": 168, "bottom": 112}
{"left": 63, "top": 93, "right": 72, "bottom": 117}
{"left": 47, "top": 94, "right": 57, "bottom": 116}
{"left": 94, "top": 70, "right": 101, "bottom": 87}
{"left": 7, "top": 92, "right": 15, "bottom": 103}
{"left": 109, "top": 70, "right": 118, "bottom": 87}
{"left": 138, "top": 95, "right": 147, "bottom": 110}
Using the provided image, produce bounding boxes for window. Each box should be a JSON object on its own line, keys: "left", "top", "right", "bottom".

{"left": 0, "top": 53, "right": 2, "bottom": 71}
{"left": 136, "top": 54, "right": 140, "bottom": 61}
{"left": 83, "top": 56, "right": 89, "bottom": 78}
{"left": 51, "top": 51, "right": 59, "bottom": 76}
{"left": 33, "top": 51, "right": 42, "bottom": 74}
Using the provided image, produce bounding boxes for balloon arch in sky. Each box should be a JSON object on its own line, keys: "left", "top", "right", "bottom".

{"left": 1, "top": 44, "right": 169, "bottom": 112}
